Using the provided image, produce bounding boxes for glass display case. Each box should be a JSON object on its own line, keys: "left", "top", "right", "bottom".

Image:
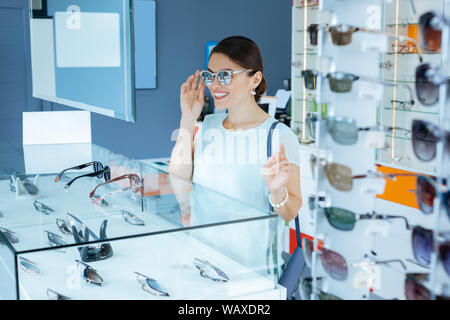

{"left": 0, "top": 143, "right": 284, "bottom": 300}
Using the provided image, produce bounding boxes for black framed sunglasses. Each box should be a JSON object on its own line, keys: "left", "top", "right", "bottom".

{"left": 419, "top": 11, "right": 449, "bottom": 53}
{"left": 412, "top": 119, "right": 450, "bottom": 162}
{"left": 415, "top": 63, "right": 450, "bottom": 106}
{"left": 55, "top": 161, "right": 111, "bottom": 189}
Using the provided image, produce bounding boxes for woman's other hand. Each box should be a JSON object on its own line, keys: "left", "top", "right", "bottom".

{"left": 263, "top": 143, "right": 291, "bottom": 194}
{"left": 180, "top": 70, "right": 205, "bottom": 123}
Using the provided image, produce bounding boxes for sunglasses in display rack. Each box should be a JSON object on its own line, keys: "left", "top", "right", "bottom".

{"left": 300, "top": 7, "right": 450, "bottom": 300}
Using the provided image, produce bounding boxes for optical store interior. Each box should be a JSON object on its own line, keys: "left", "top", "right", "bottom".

{"left": 0, "top": 0, "right": 449, "bottom": 301}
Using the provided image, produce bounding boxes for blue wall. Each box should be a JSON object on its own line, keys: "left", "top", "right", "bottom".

{"left": 0, "top": 0, "right": 292, "bottom": 160}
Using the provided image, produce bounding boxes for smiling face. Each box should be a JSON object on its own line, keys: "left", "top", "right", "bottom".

{"left": 206, "top": 52, "right": 261, "bottom": 110}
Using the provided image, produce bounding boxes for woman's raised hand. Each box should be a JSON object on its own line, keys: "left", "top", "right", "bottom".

{"left": 180, "top": 70, "right": 206, "bottom": 123}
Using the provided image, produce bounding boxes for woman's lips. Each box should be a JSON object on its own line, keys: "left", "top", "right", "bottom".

{"left": 213, "top": 92, "right": 229, "bottom": 100}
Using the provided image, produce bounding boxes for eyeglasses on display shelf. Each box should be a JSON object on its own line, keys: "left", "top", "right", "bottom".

{"left": 293, "top": 0, "right": 450, "bottom": 300}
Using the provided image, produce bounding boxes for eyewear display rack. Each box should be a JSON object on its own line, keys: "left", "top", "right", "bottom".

{"left": 0, "top": 143, "right": 284, "bottom": 300}
{"left": 291, "top": 0, "right": 450, "bottom": 300}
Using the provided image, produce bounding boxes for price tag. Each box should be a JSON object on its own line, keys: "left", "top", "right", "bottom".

{"left": 365, "top": 220, "right": 390, "bottom": 237}
{"left": 358, "top": 82, "right": 383, "bottom": 101}
{"left": 364, "top": 130, "right": 386, "bottom": 149}
{"left": 359, "top": 177, "right": 387, "bottom": 195}
{"left": 361, "top": 33, "right": 388, "bottom": 52}
{"left": 353, "top": 265, "right": 381, "bottom": 290}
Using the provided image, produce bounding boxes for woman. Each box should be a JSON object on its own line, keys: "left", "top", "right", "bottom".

{"left": 169, "top": 36, "right": 302, "bottom": 271}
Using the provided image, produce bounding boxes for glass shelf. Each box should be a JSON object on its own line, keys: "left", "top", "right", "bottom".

{"left": 295, "top": 52, "right": 318, "bottom": 56}
{"left": 383, "top": 107, "right": 440, "bottom": 115}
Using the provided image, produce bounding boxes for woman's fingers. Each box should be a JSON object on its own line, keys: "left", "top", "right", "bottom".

{"left": 191, "top": 70, "right": 199, "bottom": 90}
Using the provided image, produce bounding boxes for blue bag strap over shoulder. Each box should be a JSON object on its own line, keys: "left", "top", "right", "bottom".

{"left": 267, "top": 121, "right": 301, "bottom": 248}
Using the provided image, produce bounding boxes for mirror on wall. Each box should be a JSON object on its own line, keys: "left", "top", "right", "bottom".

{"left": 29, "top": 0, "right": 156, "bottom": 122}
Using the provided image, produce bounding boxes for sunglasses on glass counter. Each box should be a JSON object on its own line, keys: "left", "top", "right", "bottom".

{"left": 89, "top": 173, "right": 144, "bottom": 206}
{"left": 55, "top": 161, "right": 111, "bottom": 189}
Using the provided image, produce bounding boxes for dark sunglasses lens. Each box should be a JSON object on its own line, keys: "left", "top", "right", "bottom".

{"left": 444, "top": 192, "right": 450, "bottom": 220}
{"left": 412, "top": 120, "right": 439, "bottom": 161}
{"left": 94, "top": 162, "right": 104, "bottom": 179}
{"left": 412, "top": 227, "right": 433, "bottom": 266}
{"left": 439, "top": 243, "right": 450, "bottom": 276}
{"left": 300, "top": 277, "right": 312, "bottom": 300}
{"left": 420, "top": 12, "right": 442, "bottom": 52}
{"left": 324, "top": 207, "right": 356, "bottom": 231}
{"left": 103, "top": 166, "right": 111, "bottom": 181}
{"left": 329, "top": 27, "right": 353, "bottom": 46}
{"left": 417, "top": 176, "right": 436, "bottom": 214}
{"left": 320, "top": 248, "right": 348, "bottom": 281}
{"left": 302, "top": 70, "right": 318, "bottom": 90}
{"left": 415, "top": 64, "right": 440, "bottom": 106}
{"left": 327, "top": 117, "right": 358, "bottom": 145}
{"left": 217, "top": 71, "right": 231, "bottom": 85}
{"left": 328, "top": 73, "right": 354, "bottom": 93}
{"left": 308, "top": 24, "right": 319, "bottom": 45}
{"left": 405, "top": 278, "right": 430, "bottom": 300}
{"left": 302, "top": 238, "right": 314, "bottom": 267}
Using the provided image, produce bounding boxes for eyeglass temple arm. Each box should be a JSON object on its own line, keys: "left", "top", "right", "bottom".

{"left": 358, "top": 213, "right": 412, "bottom": 230}
{"left": 374, "top": 259, "right": 407, "bottom": 270}
{"left": 94, "top": 186, "right": 133, "bottom": 205}
{"left": 55, "top": 162, "right": 98, "bottom": 182}
{"left": 89, "top": 175, "right": 130, "bottom": 199}
{"left": 65, "top": 169, "right": 107, "bottom": 189}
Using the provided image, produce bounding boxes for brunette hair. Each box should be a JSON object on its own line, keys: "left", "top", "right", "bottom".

{"left": 210, "top": 36, "right": 267, "bottom": 103}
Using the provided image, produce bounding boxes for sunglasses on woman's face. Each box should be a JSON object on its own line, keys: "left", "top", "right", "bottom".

{"left": 415, "top": 63, "right": 450, "bottom": 106}
{"left": 419, "top": 11, "right": 448, "bottom": 53}
{"left": 55, "top": 161, "right": 111, "bottom": 189}
{"left": 411, "top": 226, "right": 450, "bottom": 276}
{"left": 200, "top": 69, "right": 252, "bottom": 87}
{"left": 89, "top": 174, "right": 144, "bottom": 206}
{"left": 412, "top": 119, "right": 450, "bottom": 162}
{"left": 405, "top": 273, "right": 450, "bottom": 300}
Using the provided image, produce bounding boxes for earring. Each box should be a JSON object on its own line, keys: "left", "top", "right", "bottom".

{"left": 251, "top": 89, "right": 256, "bottom": 95}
